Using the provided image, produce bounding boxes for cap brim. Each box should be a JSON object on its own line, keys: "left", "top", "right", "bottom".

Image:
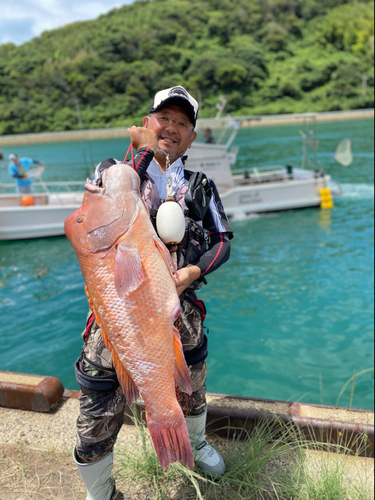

{"left": 151, "top": 97, "right": 196, "bottom": 127}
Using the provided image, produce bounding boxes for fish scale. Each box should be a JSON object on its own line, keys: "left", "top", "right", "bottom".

{"left": 65, "top": 164, "right": 194, "bottom": 471}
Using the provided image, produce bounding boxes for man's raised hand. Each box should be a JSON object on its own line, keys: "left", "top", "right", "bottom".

{"left": 128, "top": 126, "right": 158, "bottom": 153}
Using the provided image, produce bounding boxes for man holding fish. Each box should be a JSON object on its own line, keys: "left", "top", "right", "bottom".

{"left": 66, "top": 86, "right": 233, "bottom": 500}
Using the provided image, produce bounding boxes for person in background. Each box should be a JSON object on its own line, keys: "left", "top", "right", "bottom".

{"left": 204, "top": 128, "right": 216, "bottom": 144}
{"left": 8, "top": 153, "right": 44, "bottom": 194}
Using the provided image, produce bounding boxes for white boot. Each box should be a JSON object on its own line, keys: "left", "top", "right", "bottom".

{"left": 73, "top": 447, "right": 115, "bottom": 500}
{"left": 185, "top": 407, "right": 226, "bottom": 476}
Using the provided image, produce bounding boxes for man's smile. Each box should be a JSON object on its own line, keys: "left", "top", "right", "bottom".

{"left": 159, "top": 134, "right": 178, "bottom": 145}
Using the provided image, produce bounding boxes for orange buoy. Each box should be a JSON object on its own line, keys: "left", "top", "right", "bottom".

{"left": 19, "top": 195, "right": 36, "bottom": 207}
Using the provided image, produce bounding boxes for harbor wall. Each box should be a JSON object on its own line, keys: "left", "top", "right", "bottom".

{"left": 0, "top": 108, "right": 373, "bottom": 147}
{"left": 0, "top": 370, "right": 374, "bottom": 457}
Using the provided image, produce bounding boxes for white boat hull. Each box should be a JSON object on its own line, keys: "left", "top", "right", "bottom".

{"left": 0, "top": 206, "right": 80, "bottom": 240}
{"left": 220, "top": 176, "right": 329, "bottom": 218}
{"left": 0, "top": 192, "right": 83, "bottom": 241}
{"left": 186, "top": 144, "right": 332, "bottom": 218}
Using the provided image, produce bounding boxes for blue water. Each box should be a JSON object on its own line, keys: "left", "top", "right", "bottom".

{"left": 0, "top": 119, "right": 374, "bottom": 409}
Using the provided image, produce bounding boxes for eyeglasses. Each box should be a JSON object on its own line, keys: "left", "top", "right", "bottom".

{"left": 151, "top": 114, "right": 194, "bottom": 132}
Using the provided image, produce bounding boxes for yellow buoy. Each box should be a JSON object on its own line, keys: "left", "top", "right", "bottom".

{"left": 320, "top": 188, "right": 334, "bottom": 209}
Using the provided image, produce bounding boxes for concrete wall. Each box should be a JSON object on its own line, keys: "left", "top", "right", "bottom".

{"left": 0, "top": 109, "right": 373, "bottom": 147}
{"left": 199, "top": 108, "right": 374, "bottom": 130}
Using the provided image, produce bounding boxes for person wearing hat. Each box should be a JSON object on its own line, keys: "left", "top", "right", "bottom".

{"left": 8, "top": 153, "right": 44, "bottom": 194}
{"left": 73, "top": 87, "right": 233, "bottom": 499}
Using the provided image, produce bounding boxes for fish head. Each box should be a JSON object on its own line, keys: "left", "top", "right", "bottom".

{"left": 65, "top": 164, "right": 142, "bottom": 254}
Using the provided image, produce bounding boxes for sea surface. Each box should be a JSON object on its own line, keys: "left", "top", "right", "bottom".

{"left": 0, "top": 118, "right": 374, "bottom": 410}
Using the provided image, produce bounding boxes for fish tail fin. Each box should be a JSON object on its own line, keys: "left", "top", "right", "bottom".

{"left": 101, "top": 328, "right": 139, "bottom": 404}
{"left": 173, "top": 327, "right": 192, "bottom": 396}
{"left": 146, "top": 413, "right": 194, "bottom": 472}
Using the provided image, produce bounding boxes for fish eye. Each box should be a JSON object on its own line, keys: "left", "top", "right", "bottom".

{"left": 77, "top": 216, "right": 84, "bottom": 223}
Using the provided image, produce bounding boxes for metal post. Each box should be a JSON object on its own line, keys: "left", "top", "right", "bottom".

{"left": 74, "top": 97, "right": 83, "bottom": 130}
{"left": 362, "top": 76, "right": 369, "bottom": 95}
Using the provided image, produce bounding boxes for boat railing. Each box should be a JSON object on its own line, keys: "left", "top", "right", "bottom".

{"left": 0, "top": 181, "right": 84, "bottom": 195}
{"left": 231, "top": 164, "right": 287, "bottom": 185}
{"left": 233, "top": 164, "right": 286, "bottom": 176}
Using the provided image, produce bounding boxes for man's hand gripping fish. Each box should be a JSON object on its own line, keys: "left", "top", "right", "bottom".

{"left": 64, "top": 164, "right": 194, "bottom": 471}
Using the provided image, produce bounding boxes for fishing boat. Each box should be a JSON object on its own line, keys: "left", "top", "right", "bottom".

{"left": 0, "top": 170, "right": 84, "bottom": 240}
{"left": 0, "top": 118, "right": 341, "bottom": 240}
{"left": 188, "top": 118, "right": 340, "bottom": 219}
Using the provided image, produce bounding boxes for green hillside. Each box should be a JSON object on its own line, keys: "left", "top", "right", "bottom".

{"left": 0, "top": 0, "right": 373, "bottom": 135}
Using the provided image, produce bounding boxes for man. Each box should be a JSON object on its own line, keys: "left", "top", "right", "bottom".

{"left": 73, "top": 87, "right": 233, "bottom": 500}
{"left": 204, "top": 128, "right": 216, "bottom": 144}
{"left": 8, "top": 154, "right": 44, "bottom": 194}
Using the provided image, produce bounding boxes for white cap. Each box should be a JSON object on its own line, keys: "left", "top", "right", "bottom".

{"left": 150, "top": 86, "right": 199, "bottom": 127}
{"left": 8, "top": 153, "right": 18, "bottom": 162}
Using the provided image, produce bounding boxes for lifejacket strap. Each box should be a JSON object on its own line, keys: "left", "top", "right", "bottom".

{"left": 184, "top": 335, "right": 208, "bottom": 366}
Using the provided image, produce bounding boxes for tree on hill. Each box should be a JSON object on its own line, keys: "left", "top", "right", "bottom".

{"left": 0, "top": 0, "right": 373, "bottom": 134}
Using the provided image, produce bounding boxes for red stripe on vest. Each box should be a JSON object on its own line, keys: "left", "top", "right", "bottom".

{"left": 84, "top": 313, "right": 95, "bottom": 342}
{"left": 202, "top": 233, "right": 223, "bottom": 276}
{"left": 189, "top": 295, "right": 207, "bottom": 321}
{"left": 135, "top": 148, "right": 150, "bottom": 171}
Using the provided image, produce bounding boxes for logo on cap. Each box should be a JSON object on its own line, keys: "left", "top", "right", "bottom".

{"left": 168, "top": 87, "right": 189, "bottom": 100}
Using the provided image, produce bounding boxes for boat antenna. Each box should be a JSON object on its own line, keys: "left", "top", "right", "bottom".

{"left": 74, "top": 96, "right": 95, "bottom": 179}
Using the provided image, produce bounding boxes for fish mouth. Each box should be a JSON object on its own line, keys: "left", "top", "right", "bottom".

{"left": 85, "top": 169, "right": 108, "bottom": 196}
{"left": 85, "top": 181, "right": 103, "bottom": 195}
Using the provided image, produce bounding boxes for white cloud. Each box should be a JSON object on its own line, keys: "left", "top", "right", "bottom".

{"left": 0, "top": 0, "right": 134, "bottom": 45}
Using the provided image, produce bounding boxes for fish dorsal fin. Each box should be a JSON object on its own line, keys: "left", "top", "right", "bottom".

{"left": 114, "top": 242, "right": 145, "bottom": 298}
{"left": 153, "top": 235, "right": 176, "bottom": 276}
{"left": 173, "top": 327, "right": 192, "bottom": 396}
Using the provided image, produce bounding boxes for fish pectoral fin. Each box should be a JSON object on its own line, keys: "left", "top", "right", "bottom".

{"left": 173, "top": 327, "right": 192, "bottom": 396}
{"left": 115, "top": 242, "right": 145, "bottom": 298}
{"left": 153, "top": 235, "right": 177, "bottom": 275}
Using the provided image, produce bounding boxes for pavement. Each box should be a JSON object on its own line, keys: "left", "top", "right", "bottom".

{"left": 0, "top": 393, "right": 373, "bottom": 499}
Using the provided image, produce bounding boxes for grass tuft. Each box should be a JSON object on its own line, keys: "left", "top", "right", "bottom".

{"left": 114, "top": 405, "right": 373, "bottom": 500}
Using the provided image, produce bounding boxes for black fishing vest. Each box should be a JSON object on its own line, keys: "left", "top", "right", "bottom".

{"left": 140, "top": 171, "right": 210, "bottom": 291}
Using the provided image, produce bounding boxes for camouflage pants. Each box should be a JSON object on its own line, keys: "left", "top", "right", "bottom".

{"left": 76, "top": 296, "right": 207, "bottom": 463}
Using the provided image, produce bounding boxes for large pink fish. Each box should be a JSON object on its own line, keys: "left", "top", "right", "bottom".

{"left": 64, "top": 164, "right": 194, "bottom": 471}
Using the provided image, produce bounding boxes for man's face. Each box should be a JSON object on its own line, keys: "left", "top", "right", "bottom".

{"left": 143, "top": 105, "right": 197, "bottom": 161}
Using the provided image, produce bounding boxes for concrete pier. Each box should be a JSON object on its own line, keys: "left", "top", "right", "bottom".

{"left": 0, "top": 374, "right": 373, "bottom": 500}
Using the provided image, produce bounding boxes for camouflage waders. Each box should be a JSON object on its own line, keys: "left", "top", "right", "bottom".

{"left": 76, "top": 296, "right": 207, "bottom": 463}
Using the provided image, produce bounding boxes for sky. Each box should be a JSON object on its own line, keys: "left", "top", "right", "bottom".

{"left": 0, "top": 0, "right": 135, "bottom": 46}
